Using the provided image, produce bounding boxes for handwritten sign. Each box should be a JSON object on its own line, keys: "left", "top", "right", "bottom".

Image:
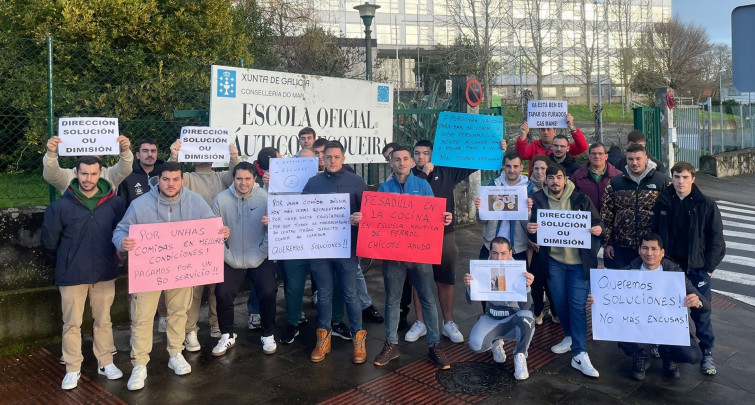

{"left": 58, "top": 117, "right": 119, "bottom": 156}
{"left": 477, "top": 186, "right": 528, "bottom": 220}
{"left": 268, "top": 193, "right": 351, "bottom": 260}
{"left": 590, "top": 269, "right": 689, "bottom": 346}
{"left": 127, "top": 217, "right": 224, "bottom": 294}
{"left": 432, "top": 112, "right": 504, "bottom": 170}
{"left": 536, "top": 209, "right": 591, "bottom": 248}
{"left": 178, "top": 126, "right": 231, "bottom": 163}
{"left": 469, "top": 260, "right": 528, "bottom": 302}
{"left": 527, "top": 100, "right": 568, "bottom": 128}
{"left": 268, "top": 157, "right": 319, "bottom": 194}
{"left": 356, "top": 191, "right": 446, "bottom": 264}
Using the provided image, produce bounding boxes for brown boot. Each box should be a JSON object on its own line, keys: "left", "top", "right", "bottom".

{"left": 352, "top": 330, "right": 367, "bottom": 364}
{"left": 310, "top": 328, "right": 331, "bottom": 362}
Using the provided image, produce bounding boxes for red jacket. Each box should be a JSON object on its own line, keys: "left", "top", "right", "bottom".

{"left": 570, "top": 162, "right": 622, "bottom": 212}
{"left": 515, "top": 128, "right": 588, "bottom": 160}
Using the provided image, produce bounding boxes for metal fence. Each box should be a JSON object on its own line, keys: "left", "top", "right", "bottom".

{"left": 708, "top": 103, "right": 755, "bottom": 153}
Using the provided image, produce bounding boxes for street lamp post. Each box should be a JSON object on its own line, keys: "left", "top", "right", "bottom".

{"left": 354, "top": 2, "right": 381, "bottom": 81}
{"left": 594, "top": 0, "right": 603, "bottom": 142}
{"left": 719, "top": 69, "right": 724, "bottom": 152}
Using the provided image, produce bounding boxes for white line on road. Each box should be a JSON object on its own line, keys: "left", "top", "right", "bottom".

{"left": 713, "top": 269, "right": 755, "bottom": 286}
{"left": 723, "top": 254, "right": 755, "bottom": 267}
{"left": 723, "top": 241, "right": 755, "bottom": 252}
{"left": 723, "top": 220, "right": 755, "bottom": 230}
{"left": 720, "top": 211, "right": 755, "bottom": 223}
{"left": 717, "top": 201, "right": 755, "bottom": 210}
{"left": 717, "top": 205, "right": 755, "bottom": 215}
{"left": 712, "top": 289, "right": 755, "bottom": 307}
{"left": 725, "top": 230, "right": 755, "bottom": 240}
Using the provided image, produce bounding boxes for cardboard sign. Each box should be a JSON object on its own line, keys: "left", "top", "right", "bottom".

{"left": 127, "top": 217, "right": 224, "bottom": 294}
{"left": 536, "top": 209, "right": 591, "bottom": 248}
{"left": 210, "top": 66, "right": 393, "bottom": 163}
{"left": 432, "top": 112, "right": 504, "bottom": 171}
{"left": 356, "top": 191, "right": 446, "bottom": 264}
{"left": 477, "top": 185, "right": 529, "bottom": 220}
{"left": 268, "top": 157, "right": 319, "bottom": 194}
{"left": 469, "top": 260, "right": 528, "bottom": 302}
{"left": 57, "top": 117, "right": 119, "bottom": 156}
{"left": 268, "top": 193, "right": 351, "bottom": 260}
{"left": 527, "top": 100, "right": 568, "bottom": 128}
{"left": 178, "top": 126, "right": 230, "bottom": 163}
{"left": 590, "top": 269, "right": 690, "bottom": 346}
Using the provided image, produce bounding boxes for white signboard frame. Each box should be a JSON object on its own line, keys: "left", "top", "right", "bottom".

{"left": 268, "top": 157, "right": 319, "bottom": 194}
{"left": 477, "top": 186, "right": 528, "bottom": 220}
{"left": 57, "top": 117, "right": 119, "bottom": 156}
{"left": 527, "top": 100, "right": 568, "bottom": 128}
{"left": 536, "top": 209, "right": 591, "bottom": 248}
{"left": 590, "top": 268, "right": 690, "bottom": 346}
{"left": 268, "top": 193, "right": 351, "bottom": 260}
{"left": 210, "top": 66, "right": 393, "bottom": 163}
{"left": 469, "top": 260, "right": 528, "bottom": 302}
{"left": 178, "top": 126, "right": 230, "bottom": 163}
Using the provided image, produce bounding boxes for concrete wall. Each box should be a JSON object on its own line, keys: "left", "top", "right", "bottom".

{"left": 699, "top": 148, "right": 755, "bottom": 177}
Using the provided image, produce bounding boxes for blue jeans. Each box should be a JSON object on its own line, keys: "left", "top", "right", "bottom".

{"left": 247, "top": 283, "right": 259, "bottom": 315}
{"left": 310, "top": 256, "right": 362, "bottom": 335}
{"left": 548, "top": 258, "right": 589, "bottom": 356}
{"left": 383, "top": 261, "right": 439, "bottom": 346}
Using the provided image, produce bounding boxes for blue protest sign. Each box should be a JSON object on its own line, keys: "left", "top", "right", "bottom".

{"left": 432, "top": 112, "right": 503, "bottom": 170}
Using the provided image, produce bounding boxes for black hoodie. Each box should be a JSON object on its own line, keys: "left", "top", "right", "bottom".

{"left": 117, "top": 159, "right": 165, "bottom": 206}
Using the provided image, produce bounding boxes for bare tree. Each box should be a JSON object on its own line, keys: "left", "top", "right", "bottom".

{"left": 698, "top": 43, "right": 731, "bottom": 100}
{"left": 605, "top": 0, "right": 651, "bottom": 109}
{"left": 502, "top": 0, "right": 564, "bottom": 99}
{"left": 563, "top": 0, "right": 598, "bottom": 108}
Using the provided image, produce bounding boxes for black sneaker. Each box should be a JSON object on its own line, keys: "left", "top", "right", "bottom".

{"left": 362, "top": 305, "right": 384, "bottom": 323}
{"left": 373, "top": 341, "right": 399, "bottom": 366}
{"left": 331, "top": 322, "right": 352, "bottom": 341}
{"left": 280, "top": 324, "right": 299, "bottom": 344}
{"left": 427, "top": 344, "right": 451, "bottom": 370}
{"left": 664, "top": 359, "right": 681, "bottom": 379}
{"left": 631, "top": 351, "right": 650, "bottom": 381}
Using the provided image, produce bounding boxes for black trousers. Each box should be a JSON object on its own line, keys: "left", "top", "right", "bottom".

{"left": 216, "top": 260, "right": 277, "bottom": 337}
{"left": 618, "top": 333, "right": 702, "bottom": 365}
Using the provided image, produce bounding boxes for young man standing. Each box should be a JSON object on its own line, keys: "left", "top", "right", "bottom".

{"left": 118, "top": 138, "right": 164, "bottom": 205}
{"left": 547, "top": 135, "right": 581, "bottom": 177}
{"left": 42, "top": 156, "right": 126, "bottom": 390}
{"left": 516, "top": 114, "right": 587, "bottom": 160}
{"left": 653, "top": 162, "right": 725, "bottom": 375}
{"left": 43, "top": 135, "right": 133, "bottom": 193}
{"left": 570, "top": 142, "right": 622, "bottom": 212}
{"left": 295, "top": 127, "right": 316, "bottom": 156}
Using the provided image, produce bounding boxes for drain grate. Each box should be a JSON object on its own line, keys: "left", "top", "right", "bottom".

{"left": 711, "top": 295, "right": 736, "bottom": 311}
{"left": 436, "top": 361, "right": 515, "bottom": 396}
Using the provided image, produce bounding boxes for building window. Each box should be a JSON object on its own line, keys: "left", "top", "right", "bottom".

{"left": 565, "top": 87, "right": 581, "bottom": 97}
{"left": 541, "top": 87, "right": 557, "bottom": 98}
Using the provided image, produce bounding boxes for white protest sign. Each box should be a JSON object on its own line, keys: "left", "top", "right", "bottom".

{"left": 536, "top": 209, "right": 591, "bottom": 248}
{"left": 469, "top": 260, "right": 528, "bottom": 302}
{"left": 210, "top": 66, "right": 393, "bottom": 163}
{"left": 477, "top": 186, "right": 528, "bottom": 221}
{"left": 268, "top": 157, "right": 319, "bottom": 194}
{"left": 590, "top": 269, "right": 690, "bottom": 346}
{"left": 178, "top": 126, "right": 230, "bottom": 163}
{"left": 57, "top": 117, "right": 119, "bottom": 156}
{"left": 268, "top": 193, "right": 351, "bottom": 260}
{"left": 527, "top": 100, "right": 568, "bottom": 128}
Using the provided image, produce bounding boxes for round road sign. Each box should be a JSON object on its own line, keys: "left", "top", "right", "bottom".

{"left": 465, "top": 79, "right": 483, "bottom": 107}
{"left": 666, "top": 90, "right": 676, "bottom": 109}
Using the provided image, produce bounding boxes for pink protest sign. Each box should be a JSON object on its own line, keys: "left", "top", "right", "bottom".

{"left": 127, "top": 217, "right": 225, "bottom": 293}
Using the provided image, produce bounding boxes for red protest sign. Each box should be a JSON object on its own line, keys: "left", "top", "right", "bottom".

{"left": 356, "top": 191, "right": 446, "bottom": 264}
{"left": 127, "top": 217, "right": 225, "bottom": 293}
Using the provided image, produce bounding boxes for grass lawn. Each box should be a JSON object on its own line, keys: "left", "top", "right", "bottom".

{"left": 0, "top": 173, "right": 56, "bottom": 208}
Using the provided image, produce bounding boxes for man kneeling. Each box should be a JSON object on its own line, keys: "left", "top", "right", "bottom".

{"left": 464, "top": 237, "right": 535, "bottom": 380}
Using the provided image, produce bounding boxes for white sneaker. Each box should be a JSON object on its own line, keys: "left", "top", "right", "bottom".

{"left": 212, "top": 333, "right": 237, "bottom": 357}
{"left": 98, "top": 363, "right": 123, "bottom": 380}
{"left": 184, "top": 331, "right": 201, "bottom": 352}
{"left": 442, "top": 321, "right": 464, "bottom": 343}
{"left": 404, "top": 321, "right": 427, "bottom": 342}
{"left": 127, "top": 365, "right": 147, "bottom": 391}
{"left": 514, "top": 353, "right": 529, "bottom": 380}
{"left": 571, "top": 352, "right": 599, "bottom": 377}
{"left": 261, "top": 335, "right": 277, "bottom": 354}
{"left": 61, "top": 371, "right": 80, "bottom": 390}
{"left": 157, "top": 316, "right": 167, "bottom": 333}
{"left": 551, "top": 336, "right": 572, "bottom": 354}
{"left": 168, "top": 353, "right": 192, "bottom": 376}
{"left": 491, "top": 339, "right": 506, "bottom": 363}
{"left": 248, "top": 314, "right": 261, "bottom": 330}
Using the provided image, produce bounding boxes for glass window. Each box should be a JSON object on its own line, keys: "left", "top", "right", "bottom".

{"left": 376, "top": 0, "right": 400, "bottom": 14}
{"left": 541, "top": 87, "right": 557, "bottom": 98}
{"left": 346, "top": 23, "right": 363, "bottom": 38}
{"left": 565, "top": 87, "right": 581, "bottom": 97}
{"left": 405, "top": 0, "right": 419, "bottom": 14}
{"left": 406, "top": 25, "right": 418, "bottom": 45}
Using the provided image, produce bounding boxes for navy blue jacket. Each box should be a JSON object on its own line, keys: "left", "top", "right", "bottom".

{"left": 41, "top": 187, "right": 126, "bottom": 286}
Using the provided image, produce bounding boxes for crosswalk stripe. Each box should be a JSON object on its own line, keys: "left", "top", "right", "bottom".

{"left": 713, "top": 269, "right": 755, "bottom": 286}
{"left": 712, "top": 289, "right": 755, "bottom": 306}
{"left": 723, "top": 254, "right": 755, "bottom": 267}
{"left": 723, "top": 220, "right": 755, "bottom": 230}
{"left": 717, "top": 200, "right": 755, "bottom": 210}
{"left": 720, "top": 211, "right": 755, "bottom": 223}
{"left": 724, "top": 241, "right": 755, "bottom": 252}
{"left": 717, "top": 205, "right": 755, "bottom": 215}
{"left": 724, "top": 230, "right": 755, "bottom": 240}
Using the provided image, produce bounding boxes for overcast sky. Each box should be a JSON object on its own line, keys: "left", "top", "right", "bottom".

{"left": 673, "top": 0, "right": 754, "bottom": 45}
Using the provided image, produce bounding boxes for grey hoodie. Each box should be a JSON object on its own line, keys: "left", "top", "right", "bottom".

{"left": 112, "top": 177, "right": 216, "bottom": 252}
{"left": 211, "top": 182, "right": 268, "bottom": 269}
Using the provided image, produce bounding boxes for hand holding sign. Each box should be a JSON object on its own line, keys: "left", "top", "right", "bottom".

{"left": 432, "top": 112, "right": 504, "bottom": 171}
{"left": 527, "top": 100, "right": 568, "bottom": 128}
{"left": 178, "top": 126, "right": 231, "bottom": 163}
{"left": 268, "top": 157, "right": 319, "bottom": 194}
{"left": 477, "top": 186, "right": 528, "bottom": 220}
{"left": 468, "top": 260, "right": 528, "bottom": 302}
{"left": 57, "top": 117, "right": 120, "bottom": 156}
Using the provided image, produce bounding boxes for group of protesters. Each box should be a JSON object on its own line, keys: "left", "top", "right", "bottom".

{"left": 41, "top": 114, "right": 724, "bottom": 392}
